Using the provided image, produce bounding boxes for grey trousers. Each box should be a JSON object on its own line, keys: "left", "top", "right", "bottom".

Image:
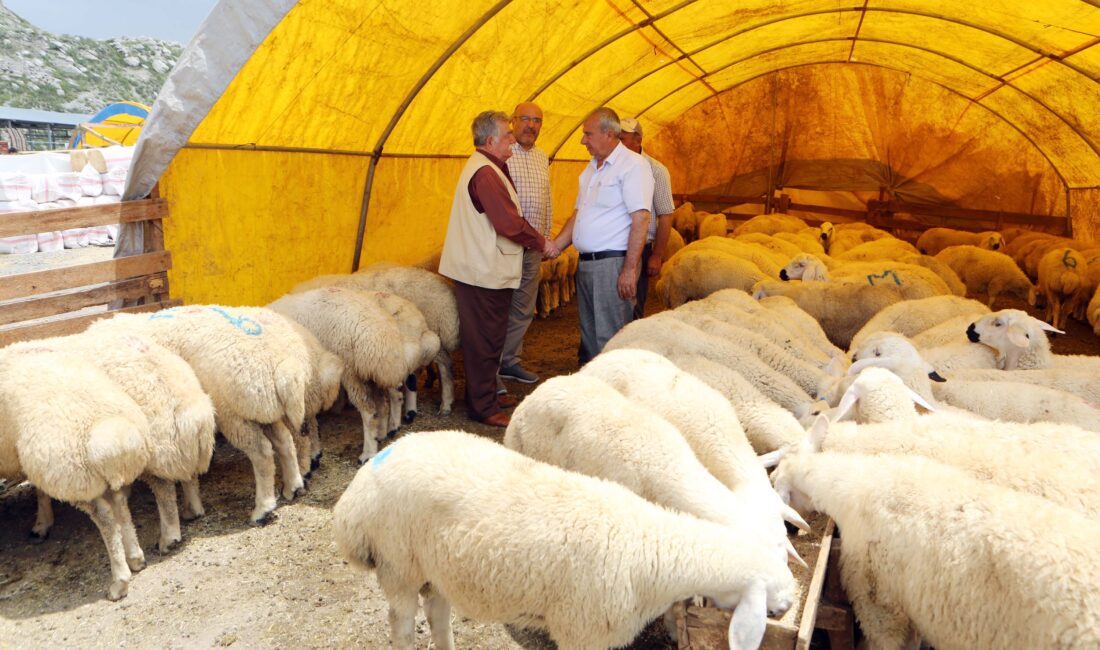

{"left": 577, "top": 256, "right": 634, "bottom": 364}
{"left": 499, "top": 248, "right": 542, "bottom": 368}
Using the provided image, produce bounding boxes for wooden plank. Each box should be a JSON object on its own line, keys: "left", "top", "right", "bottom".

{"left": 814, "top": 602, "right": 852, "bottom": 632}
{"left": 868, "top": 200, "right": 1067, "bottom": 228}
{"left": 0, "top": 299, "right": 181, "bottom": 347}
{"left": 787, "top": 202, "right": 869, "bottom": 220}
{"left": 674, "top": 193, "right": 766, "bottom": 205}
{"left": 0, "top": 198, "right": 168, "bottom": 238}
{"left": 0, "top": 273, "right": 167, "bottom": 326}
{"left": 795, "top": 518, "right": 836, "bottom": 650}
{"left": 678, "top": 605, "right": 798, "bottom": 649}
{"left": 0, "top": 251, "right": 171, "bottom": 302}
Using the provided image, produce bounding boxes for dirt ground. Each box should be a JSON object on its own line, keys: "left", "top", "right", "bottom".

{"left": 1, "top": 280, "right": 1098, "bottom": 649}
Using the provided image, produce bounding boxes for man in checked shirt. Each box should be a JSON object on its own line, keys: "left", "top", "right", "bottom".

{"left": 496, "top": 102, "right": 553, "bottom": 389}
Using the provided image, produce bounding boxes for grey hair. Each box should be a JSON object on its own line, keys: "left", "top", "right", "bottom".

{"left": 587, "top": 107, "right": 621, "bottom": 136}
{"left": 472, "top": 111, "right": 510, "bottom": 147}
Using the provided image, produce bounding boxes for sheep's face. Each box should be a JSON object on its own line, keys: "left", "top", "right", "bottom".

{"left": 983, "top": 232, "right": 1004, "bottom": 251}
{"left": 967, "top": 309, "right": 1033, "bottom": 352}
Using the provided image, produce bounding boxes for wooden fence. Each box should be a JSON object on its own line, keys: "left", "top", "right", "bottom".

{"left": 0, "top": 198, "right": 179, "bottom": 347}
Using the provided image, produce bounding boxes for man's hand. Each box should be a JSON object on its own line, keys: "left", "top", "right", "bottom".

{"left": 646, "top": 253, "right": 663, "bottom": 277}
{"left": 542, "top": 238, "right": 560, "bottom": 259}
{"left": 618, "top": 264, "right": 638, "bottom": 300}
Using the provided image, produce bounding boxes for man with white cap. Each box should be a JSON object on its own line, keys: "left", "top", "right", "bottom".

{"left": 618, "top": 116, "right": 674, "bottom": 319}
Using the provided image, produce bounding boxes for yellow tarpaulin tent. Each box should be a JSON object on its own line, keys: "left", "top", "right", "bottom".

{"left": 72, "top": 101, "right": 150, "bottom": 148}
{"left": 121, "top": 0, "right": 1100, "bottom": 307}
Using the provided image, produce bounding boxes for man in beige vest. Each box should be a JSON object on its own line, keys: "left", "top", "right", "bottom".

{"left": 439, "top": 111, "right": 558, "bottom": 427}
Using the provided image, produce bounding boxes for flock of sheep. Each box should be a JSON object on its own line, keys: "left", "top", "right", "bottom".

{"left": 3, "top": 206, "right": 1100, "bottom": 649}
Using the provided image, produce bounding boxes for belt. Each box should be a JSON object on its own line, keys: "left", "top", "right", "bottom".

{"left": 578, "top": 250, "right": 627, "bottom": 261}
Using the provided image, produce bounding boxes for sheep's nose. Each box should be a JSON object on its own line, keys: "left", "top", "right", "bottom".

{"left": 779, "top": 269, "right": 789, "bottom": 281}
{"left": 966, "top": 323, "right": 980, "bottom": 342}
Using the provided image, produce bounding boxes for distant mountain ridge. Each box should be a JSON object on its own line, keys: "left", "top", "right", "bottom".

{"left": 0, "top": 1, "right": 181, "bottom": 114}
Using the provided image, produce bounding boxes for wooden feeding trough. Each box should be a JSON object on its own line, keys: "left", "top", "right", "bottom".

{"left": 673, "top": 517, "right": 855, "bottom": 650}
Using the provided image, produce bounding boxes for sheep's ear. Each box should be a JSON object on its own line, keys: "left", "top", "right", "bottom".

{"left": 805, "top": 263, "right": 828, "bottom": 282}
{"left": 758, "top": 447, "right": 788, "bottom": 469}
{"left": 782, "top": 504, "right": 812, "bottom": 534}
{"left": 848, "top": 356, "right": 893, "bottom": 375}
{"left": 824, "top": 352, "right": 847, "bottom": 377}
{"left": 1036, "top": 321, "right": 1064, "bottom": 335}
{"left": 727, "top": 581, "right": 768, "bottom": 650}
{"left": 906, "top": 387, "right": 936, "bottom": 412}
{"left": 833, "top": 381, "right": 860, "bottom": 421}
{"left": 807, "top": 414, "right": 829, "bottom": 452}
{"left": 927, "top": 370, "right": 947, "bottom": 382}
{"left": 786, "top": 538, "right": 809, "bottom": 569}
{"left": 1007, "top": 324, "right": 1030, "bottom": 349}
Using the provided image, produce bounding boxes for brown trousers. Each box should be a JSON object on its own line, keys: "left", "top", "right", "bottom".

{"left": 453, "top": 280, "right": 514, "bottom": 421}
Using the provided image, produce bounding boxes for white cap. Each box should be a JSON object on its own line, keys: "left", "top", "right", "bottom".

{"left": 620, "top": 117, "right": 642, "bottom": 135}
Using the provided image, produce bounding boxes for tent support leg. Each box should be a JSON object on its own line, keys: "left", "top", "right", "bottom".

{"left": 352, "top": 153, "right": 381, "bottom": 272}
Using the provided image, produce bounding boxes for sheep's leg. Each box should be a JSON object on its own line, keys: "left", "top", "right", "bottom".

{"left": 144, "top": 475, "right": 182, "bottom": 553}
{"left": 266, "top": 421, "right": 305, "bottom": 501}
{"left": 307, "top": 414, "right": 322, "bottom": 471}
{"left": 402, "top": 373, "right": 418, "bottom": 424}
{"left": 180, "top": 478, "right": 205, "bottom": 521}
{"left": 30, "top": 488, "right": 54, "bottom": 543}
{"left": 386, "top": 591, "right": 419, "bottom": 650}
{"left": 345, "top": 378, "right": 380, "bottom": 464}
{"left": 434, "top": 350, "right": 454, "bottom": 416}
{"left": 423, "top": 585, "right": 456, "bottom": 650}
{"left": 221, "top": 418, "right": 279, "bottom": 524}
{"left": 295, "top": 421, "right": 313, "bottom": 479}
{"left": 107, "top": 487, "right": 145, "bottom": 573}
{"left": 387, "top": 386, "right": 403, "bottom": 434}
{"left": 75, "top": 496, "right": 131, "bottom": 601}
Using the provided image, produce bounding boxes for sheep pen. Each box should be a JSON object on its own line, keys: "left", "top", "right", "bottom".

{"left": 1, "top": 286, "right": 1098, "bottom": 648}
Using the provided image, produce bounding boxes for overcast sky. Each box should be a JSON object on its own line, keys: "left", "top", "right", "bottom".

{"left": 6, "top": 0, "right": 220, "bottom": 45}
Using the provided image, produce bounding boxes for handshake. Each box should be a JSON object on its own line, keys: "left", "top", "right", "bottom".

{"left": 542, "top": 238, "right": 562, "bottom": 260}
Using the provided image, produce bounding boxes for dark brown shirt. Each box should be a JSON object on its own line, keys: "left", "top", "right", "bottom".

{"left": 469, "top": 149, "right": 545, "bottom": 251}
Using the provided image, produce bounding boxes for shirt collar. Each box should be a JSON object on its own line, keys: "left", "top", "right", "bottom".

{"left": 476, "top": 147, "right": 509, "bottom": 172}
{"left": 592, "top": 141, "right": 628, "bottom": 170}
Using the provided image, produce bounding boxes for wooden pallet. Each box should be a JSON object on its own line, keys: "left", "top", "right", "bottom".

{"left": 674, "top": 518, "right": 855, "bottom": 650}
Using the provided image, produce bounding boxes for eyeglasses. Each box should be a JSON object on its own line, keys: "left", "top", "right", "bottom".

{"left": 514, "top": 116, "right": 543, "bottom": 124}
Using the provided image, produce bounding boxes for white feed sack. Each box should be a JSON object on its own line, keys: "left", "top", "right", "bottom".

{"left": 0, "top": 173, "right": 32, "bottom": 201}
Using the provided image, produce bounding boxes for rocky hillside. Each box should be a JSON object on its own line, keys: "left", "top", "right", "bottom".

{"left": 0, "top": 2, "right": 181, "bottom": 114}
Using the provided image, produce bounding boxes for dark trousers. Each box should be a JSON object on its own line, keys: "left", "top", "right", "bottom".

{"left": 454, "top": 280, "right": 513, "bottom": 421}
{"left": 633, "top": 242, "right": 654, "bottom": 320}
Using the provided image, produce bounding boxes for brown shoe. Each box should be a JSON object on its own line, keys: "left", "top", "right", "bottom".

{"left": 478, "top": 412, "right": 510, "bottom": 428}
{"left": 497, "top": 394, "right": 519, "bottom": 409}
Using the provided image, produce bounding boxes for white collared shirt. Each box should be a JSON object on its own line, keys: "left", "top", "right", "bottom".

{"left": 506, "top": 142, "right": 552, "bottom": 238}
{"left": 573, "top": 142, "right": 654, "bottom": 254}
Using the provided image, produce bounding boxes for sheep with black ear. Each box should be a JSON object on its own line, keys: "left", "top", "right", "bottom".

{"left": 334, "top": 430, "right": 796, "bottom": 650}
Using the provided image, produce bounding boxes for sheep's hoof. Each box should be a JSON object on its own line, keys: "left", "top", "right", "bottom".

{"left": 251, "top": 509, "right": 278, "bottom": 526}
{"left": 310, "top": 452, "right": 323, "bottom": 471}
{"left": 158, "top": 536, "right": 181, "bottom": 554}
{"left": 107, "top": 579, "right": 129, "bottom": 601}
{"left": 386, "top": 429, "right": 399, "bottom": 439}
{"left": 293, "top": 484, "right": 307, "bottom": 499}
{"left": 181, "top": 509, "right": 204, "bottom": 522}
{"left": 439, "top": 407, "right": 452, "bottom": 416}
{"left": 27, "top": 531, "right": 48, "bottom": 545}
{"left": 403, "top": 410, "right": 417, "bottom": 424}
{"left": 126, "top": 555, "right": 146, "bottom": 573}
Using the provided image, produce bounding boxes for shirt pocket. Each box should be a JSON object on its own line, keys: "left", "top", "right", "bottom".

{"left": 594, "top": 177, "right": 622, "bottom": 208}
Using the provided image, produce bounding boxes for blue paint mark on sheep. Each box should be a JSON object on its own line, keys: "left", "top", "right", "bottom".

{"left": 370, "top": 446, "right": 394, "bottom": 469}
{"left": 866, "top": 270, "right": 902, "bottom": 286}
{"left": 208, "top": 307, "right": 263, "bottom": 336}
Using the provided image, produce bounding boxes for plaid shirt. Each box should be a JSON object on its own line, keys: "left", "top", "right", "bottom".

{"left": 506, "top": 142, "right": 553, "bottom": 238}
{"left": 642, "top": 151, "right": 674, "bottom": 243}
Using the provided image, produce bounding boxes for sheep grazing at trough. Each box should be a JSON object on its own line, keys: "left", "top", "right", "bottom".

{"left": 284, "top": 321, "right": 344, "bottom": 475}
{"left": 90, "top": 306, "right": 310, "bottom": 525}
{"left": 848, "top": 295, "right": 990, "bottom": 354}
{"left": 772, "top": 450, "right": 1100, "bottom": 650}
{"left": 334, "top": 430, "right": 796, "bottom": 650}
{"left": 751, "top": 279, "right": 902, "bottom": 349}
{"left": 605, "top": 314, "right": 815, "bottom": 411}
{"left": 779, "top": 254, "right": 952, "bottom": 299}
{"left": 293, "top": 264, "right": 460, "bottom": 416}
{"left": 269, "top": 287, "right": 438, "bottom": 464}
{"left": 0, "top": 347, "right": 152, "bottom": 600}
{"left": 9, "top": 330, "right": 216, "bottom": 554}
{"left": 654, "top": 248, "right": 768, "bottom": 308}
{"left": 1036, "top": 247, "right": 1086, "bottom": 329}
{"left": 915, "top": 226, "right": 1004, "bottom": 255}
{"left": 933, "top": 244, "right": 1037, "bottom": 308}
{"left": 580, "top": 349, "right": 810, "bottom": 536}
{"left": 847, "top": 332, "right": 1100, "bottom": 433}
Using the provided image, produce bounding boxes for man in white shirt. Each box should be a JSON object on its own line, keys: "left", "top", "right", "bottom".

{"left": 617, "top": 117, "right": 675, "bottom": 319}
{"left": 497, "top": 102, "right": 552, "bottom": 388}
{"left": 553, "top": 108, "right": 654, "bottom": 363}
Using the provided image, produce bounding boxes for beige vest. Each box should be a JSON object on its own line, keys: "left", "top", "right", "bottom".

{"left": 439, "top": 151, "right": 524, "bottom": 289}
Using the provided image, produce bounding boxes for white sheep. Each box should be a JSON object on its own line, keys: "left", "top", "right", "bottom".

{"left": 779, "top": 254, "right": 952, "bottom": 299}
{"left": 774, "top": 230, "right": 826, "bottom": 256}
{"left": 654, "top": 248, "right": 768, "bottom": 308}
{"left": 833, "top": 237, "right": 919, "bottom": 262}
{"left": 915, "top": 227, "right": 1004, "bottom": 255}
{"left": 934, "top": 245, "right": 1037, "bottom": 308}
{"left": 666, "top": 237, "right": 784, "bottom": 277}
{"left": 752, "top": 279, "right": 902, "bottom": 349}
{"left": 580, "top": 349, "right": 810, "bottom": 537}
{"left": 670, "top": 201, "right": 698, "bottom": 242}
{"left": 756, "top": 294, "right": 845, "bottom": 359}
{"left": 0, "top": 347, "right": 151, "bottom": 600}
{"left": 605, "top": 314, "right": 814, "bottom": 411}
{"left": 697, "top": 212, "right": 729, "bottom": 239}
{"left": 1036, "top": 247, "right": 1085, "bottom": 329}
{"left": 965, "top": 309, "right": 1070, "bottom": 370}
{"left": 334, "top": 430, "right": 796, "bottom": 650}
{"left": 900, "top": 254, "right": 968, "bottom": 297}
{"left": 293, "top": 264, "right": 460, "bottom": 416}
{"left": 91, "top": 306, "right": 310, "bottom": 524}
{"left": 269, "top": 287, "right": 437, "bottom": 464}
{"left": 731, "top": 213, "right": 807, "bottom": 237}
{"left": 848, "top": 295, "right": 990, "bottom": 354}
{"left": 285, "top": 321, "right": 344, "bottom": 475}
{"left": 772, "top": 450, "right": 1100, "bottom": 649}
{"left": 10, "top": 330, "right": 216, "bottom": 553}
